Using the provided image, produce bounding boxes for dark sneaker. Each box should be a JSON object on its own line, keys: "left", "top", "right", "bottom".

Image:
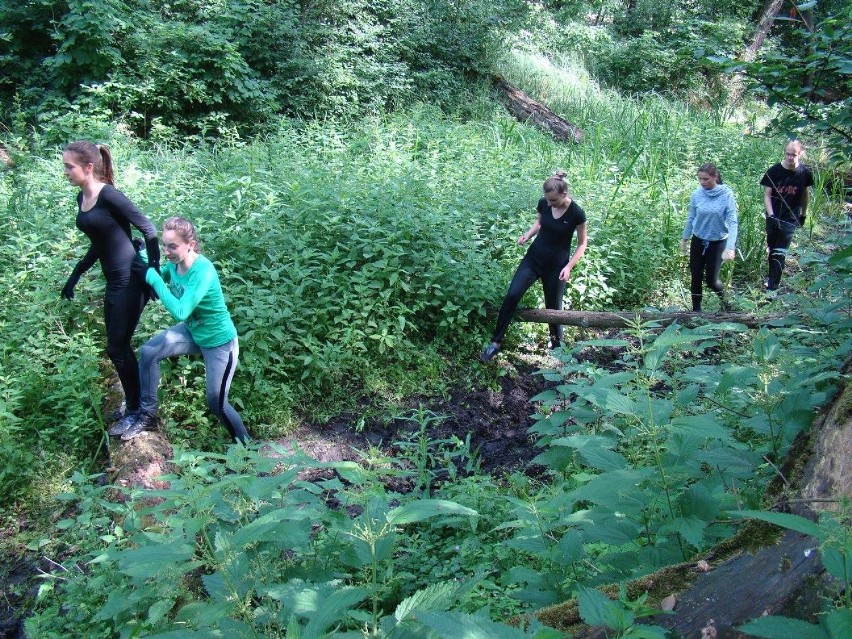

{"left": 121, "top": 411, "right": 158, "bottom": 441}
{"left": 548, "top": 339, "right": 561, "bottom": 350}
{"left": 108, "top": 411, "right": 138, "bottom": 437}
{"left": 108, "top": 404, "right": 127, "bottom": 423}
{"left": 479, "top": 342, "right": 501, "bottom": 362}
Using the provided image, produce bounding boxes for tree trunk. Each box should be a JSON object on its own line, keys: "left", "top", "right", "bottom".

{"left": 493, "top": 75, "right": 584, "bottom": 144}
{"left": 517, "top": 308, "right": 779, "bottom": 329}
{"left": 744, "top": 0, "right": 785, "bottom": 63}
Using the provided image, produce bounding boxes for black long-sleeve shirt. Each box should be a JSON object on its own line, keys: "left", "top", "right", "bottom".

{"left": 70, "top": 185, "right": 159, "bottom": 287}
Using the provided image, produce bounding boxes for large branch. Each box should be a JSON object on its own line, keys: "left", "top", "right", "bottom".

{"left": 517, "top": 308, "right": 779, "bottom": 329}
{"left": 493, "top": 75, "right": 584, "bottom": 144}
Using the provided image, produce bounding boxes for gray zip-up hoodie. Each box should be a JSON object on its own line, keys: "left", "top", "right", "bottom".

{"left": 682, "top": 184, "right": 738, "bottom": 251}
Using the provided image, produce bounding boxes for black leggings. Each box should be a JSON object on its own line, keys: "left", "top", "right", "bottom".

{"left": 103, "top": 280, "right": 147, "bottom": 411}
{"left": 689, "top": 236, "right": 725, "bottom": 312}
{"left": 492, "top": 254, "right": 566, "bottom": 344}
{"left": 766, "top": 217, "right": 796, "bottom": 290}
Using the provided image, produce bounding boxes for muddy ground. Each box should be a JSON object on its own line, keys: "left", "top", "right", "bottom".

{"left": 0, "top": 346, "right": 565, "bottom": 637}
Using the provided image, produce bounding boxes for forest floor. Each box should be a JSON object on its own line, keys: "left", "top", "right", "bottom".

{"left": 0, "top": 341, "right": 568, "bottom": 637}
{"left": 271, "top": 345, "right": 563, "bottom": 481}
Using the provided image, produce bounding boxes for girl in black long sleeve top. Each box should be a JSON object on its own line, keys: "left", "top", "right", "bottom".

{"left": 61, "top": 141, "right": 160, "bottom": 422}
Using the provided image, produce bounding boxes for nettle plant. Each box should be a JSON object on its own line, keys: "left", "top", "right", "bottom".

{"left": 500, "top": 315, "right": 840, "bottom": 603}
{"left": 26, "top": 447, "right": 562, "bottom": 638}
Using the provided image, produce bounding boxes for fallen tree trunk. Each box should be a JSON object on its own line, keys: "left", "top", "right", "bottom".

{"left": 493, "top": 75, "right": 584, "bottom": 144}
{"left": 517, "top": 308, "right": 779, "bottom": 329}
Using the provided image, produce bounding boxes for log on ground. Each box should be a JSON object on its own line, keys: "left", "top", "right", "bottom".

{"left": 518, "top": 308, "right": 779, "bottom": 329}
{"left": 493, "top": 75, "right": 584, "bottom": 144}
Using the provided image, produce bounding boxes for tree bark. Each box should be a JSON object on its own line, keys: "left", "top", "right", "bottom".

{"left": 517, "top": 308, "right": 779, "bottom": 329}
{"left": 744, "top": 0, "right": 785, "bottom": 63}
{"left": 493, "top": 75, "right": 584, "bottom": 144}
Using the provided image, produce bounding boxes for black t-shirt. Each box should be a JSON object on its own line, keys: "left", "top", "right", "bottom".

{"left": 760, "top": 163, "right": 814, "bottom": 223}
{"left": 72, "top": 184, "right": 159, "bottom": 286}
{"left": 527, "top": 197, "right": 587, "bottom": 265}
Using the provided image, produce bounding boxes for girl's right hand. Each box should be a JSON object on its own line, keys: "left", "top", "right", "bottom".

{"left": 680, "top": 239, "right": 689, "bottom": 256}
{"left": 518, "top": 235, "right": 526, "bottom": 245}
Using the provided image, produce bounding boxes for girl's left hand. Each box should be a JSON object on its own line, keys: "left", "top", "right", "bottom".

{"left": 559, "top": 265, "right": 572, "bottom": 282}
{"left": 722, "top": 249, "right": 735, "bottom": 262}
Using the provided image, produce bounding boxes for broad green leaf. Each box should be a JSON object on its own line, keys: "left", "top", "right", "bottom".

{"left": 582, "top": 515, "right": 641, "bottom": 546}
{"left": 577, "top": 585, "right": 633, "bottom": 630}
{"left": 393, "top": 579, "right": 473, "bottom": 622}
{"left": 551, "top": 435, "right": 627, "bottom": 471}
{"left": 620, "top": 626, "right": 669, "bottom": 639}
{"left": 386, "top": 499, "right": 477, "bottom": 524}
{"left": 825, "top": 609, "right": 852, "bottom": 639}
{"left": 820, "top": 546, "right": 852, "bottom": 582}
{"left": 303, "top": 586, "right": 369, "bottom": 637}
{"left": 670, "top": 415, "right": 730, "bottom": 441}
{"left": 732, "top": 510, "right": 823, "bottom": 538}
{"left": 416, "top": 610, "right": 535, "bottom": 638}
{"left": 739, "top": 616, "right": 827, "bottom": 639}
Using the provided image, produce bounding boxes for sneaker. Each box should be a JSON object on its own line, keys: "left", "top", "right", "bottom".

{"left": 548, "top": 338, "right": 561, "bottom": 350}
{"left": 108, "top": 411, "right": 138, "bottom": 437}
{"left": 479, "top": 342, "right": 501, "bottom": 362}
{"left": 121, "top": 411, "right": 158, "bottom": 441}
{"left": 108, "top": 404, "right": 127, "bottom": 423}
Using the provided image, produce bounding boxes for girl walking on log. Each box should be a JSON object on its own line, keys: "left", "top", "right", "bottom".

{"left": 60, "top": 141, "right": 160, "bottom": 430}
{"left": 480, "top": 170, "right": 588, "bottom": 362}
{"left": 680, "top": 163, "right": 738, "bottom": 312}
{"left": 115, "top": 217, "right": 249, "bottom": 443}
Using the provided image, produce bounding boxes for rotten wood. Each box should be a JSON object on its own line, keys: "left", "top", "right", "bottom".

{"left": 493, "top": 75, "right": 584, "bottom": 144}
{"left": 517, "top": 308, "right": 780, "bottom": 329}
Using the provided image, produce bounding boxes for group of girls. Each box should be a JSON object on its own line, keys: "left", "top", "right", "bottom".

{"left": 480, "top": 140, "right": 812, "bottom": 362}
{"left": 61, "top": 138, "right": 811, "bottom": 437}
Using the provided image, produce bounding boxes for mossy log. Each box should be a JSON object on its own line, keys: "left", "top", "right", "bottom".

{"left": 534, "top": 362, "right": 852, "bottom": 637}
{"left": 493, "top": 75, "right": 584, "bottom": 144}
{"left": 518, "top": 308, "right": 779, "bottom": 329}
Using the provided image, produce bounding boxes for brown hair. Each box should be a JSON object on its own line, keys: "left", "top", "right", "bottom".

{"left": 543, "top": 169, "right": 569, "bottom": 195}
{"left": 697, "top": 162, "right": 722, "bottom": 184}
{"left": 162, "top": 216, "right": 201, "bottom": 252}
{"left": 64, "top": 140, "right": 115, "bottom": 185}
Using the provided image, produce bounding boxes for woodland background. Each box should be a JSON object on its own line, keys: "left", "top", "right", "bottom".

{"left": 1, "top": 1, "right": 850, "bottom": 638}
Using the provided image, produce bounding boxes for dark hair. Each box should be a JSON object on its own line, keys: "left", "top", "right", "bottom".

{"left": 162, "top": 216, "right": 201, "bottom": 252}
{"left": 697, "top": 162, "right": 722, "bottom": 184}
{"left": 64, "top": 140, "right": 115, "bottom": 185}
{"left": 543, "top": 169, "right": 569, "bottom": 194}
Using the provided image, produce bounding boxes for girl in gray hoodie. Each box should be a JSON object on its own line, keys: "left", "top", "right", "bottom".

{"left": 680, "top": 163, "right": 738, "bottom": 312}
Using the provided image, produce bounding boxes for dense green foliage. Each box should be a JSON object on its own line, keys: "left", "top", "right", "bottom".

{"left": 2, "top": 1, "right": 852, "bottom": 635}
{"left": 0, "top": 0, "right": 523, "bottom": 136}
{"left": 20, "top": 275, "right": 852, "bottom": 635}
{"left": 721, "top": 1, "right": 852, "bottom": 158}
{"left": 3, "top": 0, "right": 849, "bottom": 141}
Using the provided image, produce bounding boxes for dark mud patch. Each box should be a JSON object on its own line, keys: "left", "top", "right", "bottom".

{"left": 271, "top": 350, "right": 564, "bottom": 490}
